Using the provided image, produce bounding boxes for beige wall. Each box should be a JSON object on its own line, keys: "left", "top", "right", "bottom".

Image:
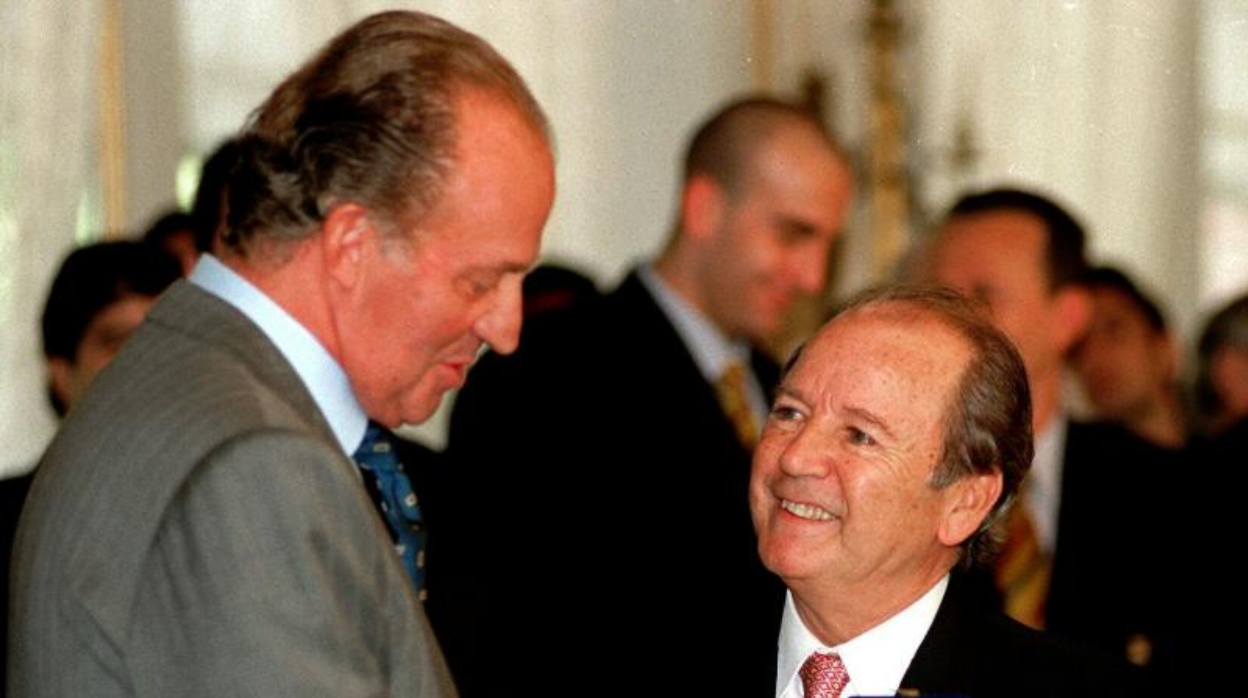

{"left": 909, "top": 0, "right": 1203, "bottom": 336}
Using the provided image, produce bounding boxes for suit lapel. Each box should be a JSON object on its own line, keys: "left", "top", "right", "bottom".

{"left": 614, "top": 270, "right": 780, "bottom": 446}
{"left": 146, "top": 281, "right": 338, "bottom": 447}
{"left": 897, "top": 580, "right": 986, "bottom": 696}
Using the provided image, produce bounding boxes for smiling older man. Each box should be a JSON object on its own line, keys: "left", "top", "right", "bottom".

{"left": 750, "top": 285, "right": 1146, "bottom": 698}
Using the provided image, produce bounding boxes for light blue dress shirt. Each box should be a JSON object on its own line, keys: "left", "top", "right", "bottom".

{"left": 189, "top": 254, "right": 368, "bottom": 456}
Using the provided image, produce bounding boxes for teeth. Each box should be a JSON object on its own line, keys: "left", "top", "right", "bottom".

{"left": 781, "top": 500, "right": 835, "bottom": 521}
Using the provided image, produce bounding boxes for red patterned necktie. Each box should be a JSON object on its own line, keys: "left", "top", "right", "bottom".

{"left": 800, "top": 651, "right": 850, "bottom": 698}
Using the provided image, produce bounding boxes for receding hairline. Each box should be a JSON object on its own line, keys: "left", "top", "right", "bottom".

{"left": 821, "top": 297, "right": 977, "bottom": 413}
{"left": 811, "top": 299, "right": 976, "bottom": 399}
{"left": 683, "top": 99, "right": 843, "bottom": 195}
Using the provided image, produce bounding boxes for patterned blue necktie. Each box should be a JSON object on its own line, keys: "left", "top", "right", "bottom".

{"left": 353, "top": 422, "right": 427, "bottom": 598}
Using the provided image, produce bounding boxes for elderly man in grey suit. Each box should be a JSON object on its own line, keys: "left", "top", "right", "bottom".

{"left": 9, "top": 10, "right": 554, "bottom": 698}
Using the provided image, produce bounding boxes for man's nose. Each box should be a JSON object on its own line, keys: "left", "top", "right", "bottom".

{"left": 477, "top": 281, "right": 523, "bottom": 355}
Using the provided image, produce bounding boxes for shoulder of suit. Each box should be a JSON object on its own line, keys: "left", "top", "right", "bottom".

{"left": 916, "top": 589, "right": 1148, "bottom": 697}
{"left": 1065, "top": 418, "right": 1179, "bottom": 467}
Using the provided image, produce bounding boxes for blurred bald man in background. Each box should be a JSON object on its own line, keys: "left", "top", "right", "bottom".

{"left": 443, "top": 96, "right": 855, "bottom": 696}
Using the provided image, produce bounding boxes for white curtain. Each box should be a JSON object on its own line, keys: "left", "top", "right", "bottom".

{"left": 909, "top": 0, "right": 1204, "bottom": 335}
{"left": 0, "top": 0, "right": 101, "bottom": 476}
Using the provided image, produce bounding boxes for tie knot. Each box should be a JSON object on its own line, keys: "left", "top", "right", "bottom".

{"left": 800, "top": 651, "right": 850, "bottom": 698}
{"left": 716, "top": 361, "right": 759, "bottom": 449}
{"left": 355, "top": 422, "right": 398, "bottom": 472}
{"left": 719, "top": 361, "right": 748, "bottom": 390}
{"left": 994, "top": 498, "right": 1050, "bottom": 630}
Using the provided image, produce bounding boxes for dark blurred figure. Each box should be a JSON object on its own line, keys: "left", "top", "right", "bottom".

{"left": 520, "top": 262, "right": 598, "bottom": 318}
{"left": 922, "top": 187, "right": 1174, "bottom": 673}
{"left": 1165, "top": 292, "right": 1248, "bottom": 693}
{"left": 189, "top": 137, "right": 241, "bottom": 255}
{"left": 1071, "top": 266, "right": 1186, "bottom": 448}
{"left": 143, "top": 138, "right": 240, "bottom": 275}
{"left": 141, "top": 211, "right": 198, "bottom": 275}
{"left": 41, "top": 241, "right": 183, "bottom": 417}
{"left": 443, "top": 96, "right": 854, "bottom": 696}
{"left": 417, "top": 261, "right": 598, "bottom": 687}
{"left": 1194, "top": 292, "right": 1248, "bottom": 437}
{"left": 1, "top": 239, "right": 180, "bottom": 692}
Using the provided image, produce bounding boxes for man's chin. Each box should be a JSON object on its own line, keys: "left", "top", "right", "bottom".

{"left": 395, "top": 391, "right": 448, "bottom": 428}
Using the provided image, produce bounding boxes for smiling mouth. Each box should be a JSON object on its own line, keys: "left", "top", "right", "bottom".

{"left": 781, "top": 499, "right": 836, "bottom": 521}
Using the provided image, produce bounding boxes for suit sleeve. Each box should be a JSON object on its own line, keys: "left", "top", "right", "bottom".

{"left": 125, "top": 429, "right": 455, "bottom": 697}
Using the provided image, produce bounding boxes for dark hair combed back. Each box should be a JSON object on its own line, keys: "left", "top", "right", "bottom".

{"left": 1082, "top": 265, "right": 1168, "bottom": 333}
{"left": 821, "top": 284, "right": 1034, "bottom": 567}
{"left": 224, "top": 10, "right": 549, "bottom": 256}
{"left": 682, "top": 95, "right": 833, "bottom": 199}
{"left": 947, "top": 187, "right": 1088, "bottom": 290}
{"left": 41, "top": 241, "right": 181, "bottom": 362}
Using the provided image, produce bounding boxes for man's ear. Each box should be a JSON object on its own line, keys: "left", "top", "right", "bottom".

{"left": 680, "top": 174, "right": 727, "bottom": 243}
{"left": 320, "top": 203, "right": 374, "bottom": 289}
{"left": 1052, "top": 285, "right": 1093, "bottom": 356}
{"left": 937, "top": 469, "right": 1003, "bottom": 548}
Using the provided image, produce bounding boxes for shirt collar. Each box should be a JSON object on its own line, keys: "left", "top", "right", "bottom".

{"left": 1025, "top": 415, "right": 1068, "bottom": 555}
{"left": 636, "top": 263, "right": 751, "bottom": 382}
{"left": 189, "top": 254, "right": 368, "bottom": 455}
{"left": 777, "top": 575, "right": 949, "bottom": 697}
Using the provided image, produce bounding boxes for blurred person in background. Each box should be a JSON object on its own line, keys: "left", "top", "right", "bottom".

{"left": 1071, "top": 266, "right": 1186, "bottom": 449}
{"left": 1194, "top": 292, "right": 1248, "bottom": 439}
{"left": 444, "top": 95, "right": 855, "bottom": 696}
{"left": 922, "top": 187, "right": 1172, "bottom": 672}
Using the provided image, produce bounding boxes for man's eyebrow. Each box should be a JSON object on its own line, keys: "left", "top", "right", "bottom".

{"left": 774, "top": 384, "right": 807, "bottom": 403}
{"left": 465, "top": 261, "right": 532, "bottom": 277}
{"left": 843, "top": 405, "right": 896, "bottom": 441}
{"left": 775, "top": 385, "right": 898, "bottom": 440}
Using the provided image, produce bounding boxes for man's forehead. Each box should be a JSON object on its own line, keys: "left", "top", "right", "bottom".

{"left": 938, "top": 210, "right": 1049, "bottom": 266}
{"left": 1095, "top": 286, "right": 1149, "bottom": 318}
{"left": 803, "top": 306, "right": 968, "bottom": 384}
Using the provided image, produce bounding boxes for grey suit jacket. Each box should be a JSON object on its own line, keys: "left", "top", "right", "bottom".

{"left": 9, "top": 282, "right": 456, "bottom": 697}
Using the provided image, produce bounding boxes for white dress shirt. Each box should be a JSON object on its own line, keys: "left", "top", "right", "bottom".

{"left": 189, "top": 254, "right": 368, "bottom": 456}
{"left": 1026, "top": 417, "right": 1068, "bottom": 556}
{"left": 776, "top": 576, "right": 948, "bottom": 697}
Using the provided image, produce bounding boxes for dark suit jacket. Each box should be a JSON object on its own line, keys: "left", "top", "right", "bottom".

{"left": 8, "top": 282, "right": 454, "bottom": 697}
{"left": 901, "top": 577, "right": 1149, "bottom": 698}
{"left": 956, "top": 420, "right": 1174, "bottom": 675}
{"left": 441, "top": 269, "right": 785, "bottom": 696}
{"left": 1045, "top": 421, "right": 1172, "bottom": 656}
{"left": 1153, "top": 418, "right": 1248, "bottom": 693}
